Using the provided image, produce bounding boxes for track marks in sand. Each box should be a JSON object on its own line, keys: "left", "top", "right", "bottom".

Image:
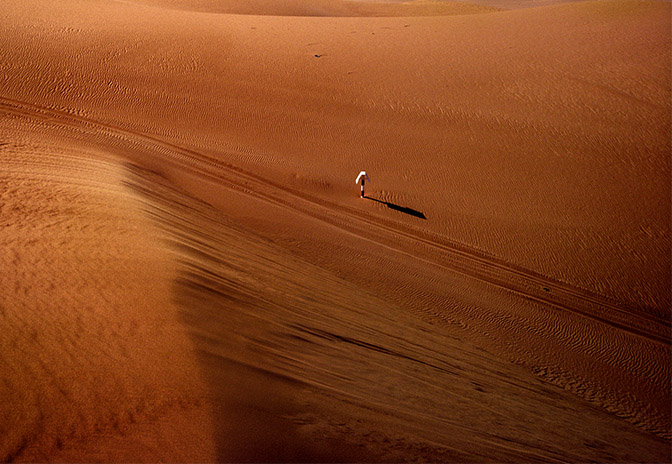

{"left": 123, "top": 163, "right": 669, "bottom": 462}
{"left": 3, "top": 0, "right": 669, "bottom": 316}
{"left": 1, "top": 96, "right": 665, "bottom": 342}
{"left": 2, "top": 98, "right": 668, "bottom": 441}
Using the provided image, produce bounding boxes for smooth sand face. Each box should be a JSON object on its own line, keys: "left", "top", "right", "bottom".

{"left": 1, "top": 0, "right": 670, "bottom": 461}
{"left": 122, "top": 0, "right": 502, "bottom": 15}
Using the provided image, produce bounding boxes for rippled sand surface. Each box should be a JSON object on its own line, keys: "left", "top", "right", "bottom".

{"left": 1, "top": 0, "right": 669, "bottom": 461}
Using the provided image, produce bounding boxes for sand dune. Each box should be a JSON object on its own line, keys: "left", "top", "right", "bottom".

{"left": 1, "top": 0, "right": 670, "bottom": 461}
{"left": 0, "top": 132, "right": 214, "bottom": 461}
{"left": 121, "top": 0, "right": 502, "bottom": 16}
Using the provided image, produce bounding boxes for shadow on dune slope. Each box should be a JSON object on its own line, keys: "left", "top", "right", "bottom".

{"left": 122, "top": 165, "right": 380, "bottom": 462}
{"left": 121, "top": 162, "right": 671, "bottom": 464}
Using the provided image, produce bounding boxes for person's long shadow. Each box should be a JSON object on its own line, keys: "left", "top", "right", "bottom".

{"left": 364, "top": 196, "right": 426, "bottom": 220}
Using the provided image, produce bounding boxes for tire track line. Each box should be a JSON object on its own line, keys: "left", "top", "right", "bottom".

{"left": 1, "top": 96, "right": 669, "bottom": 346}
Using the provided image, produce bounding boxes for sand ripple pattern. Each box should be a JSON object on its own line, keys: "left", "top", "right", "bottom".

{"left": 1, "top": 97, "right": 669, "bottom": 441}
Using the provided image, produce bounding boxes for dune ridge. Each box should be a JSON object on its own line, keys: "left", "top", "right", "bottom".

{"left": 118, "top": 0, "right": 503, "bottom": 16}
{"left": 123, "top": 158, "right": 670, "bottom": 462}
{"left": 1, "top": 90, "right": 669, "bottom": 460}
{"left": 0, "top": 130, "right": 215, "bottom": 461}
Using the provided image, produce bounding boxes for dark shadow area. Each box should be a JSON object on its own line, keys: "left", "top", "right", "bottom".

{"left": 365, "top": 196, "right": 426, "bottom": 219}
{"left": 123, "top": 165, "right": 379, "bottom": 463}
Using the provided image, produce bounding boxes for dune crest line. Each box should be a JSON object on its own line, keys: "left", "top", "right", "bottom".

{"left": 1, "top": 96, "right": 668, "bottom": 346}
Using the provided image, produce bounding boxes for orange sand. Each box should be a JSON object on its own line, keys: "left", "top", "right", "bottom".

{"left": 1, "top": 0, "right": 670, "bottom": 461}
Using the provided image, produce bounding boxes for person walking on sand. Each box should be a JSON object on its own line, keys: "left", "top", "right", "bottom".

{"left": 355, "top": 171, "right": 370, "bottom": 198}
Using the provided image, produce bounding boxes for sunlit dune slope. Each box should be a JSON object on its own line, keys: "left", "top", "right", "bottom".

{"left": 2, "top": 0, "right": 668, "bottom": 315}
{"left": 0, "top": 131, "right": 215, "bottom": 461}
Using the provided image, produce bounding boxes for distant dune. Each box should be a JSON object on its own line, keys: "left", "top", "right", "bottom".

{"left": 123, "top": 0, "right": 502, "bottom": 16}
{"left": 1, "top": 0, "right": 670, "bottom": 461}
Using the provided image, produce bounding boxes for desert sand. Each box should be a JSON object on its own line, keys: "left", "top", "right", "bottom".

{"left": 1, "top": 0, "right": 670, "bottom": 462}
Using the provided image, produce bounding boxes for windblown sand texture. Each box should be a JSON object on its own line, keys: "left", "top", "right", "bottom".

{"left": 1, "top": 0, "right": 670, "bottom": 461}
